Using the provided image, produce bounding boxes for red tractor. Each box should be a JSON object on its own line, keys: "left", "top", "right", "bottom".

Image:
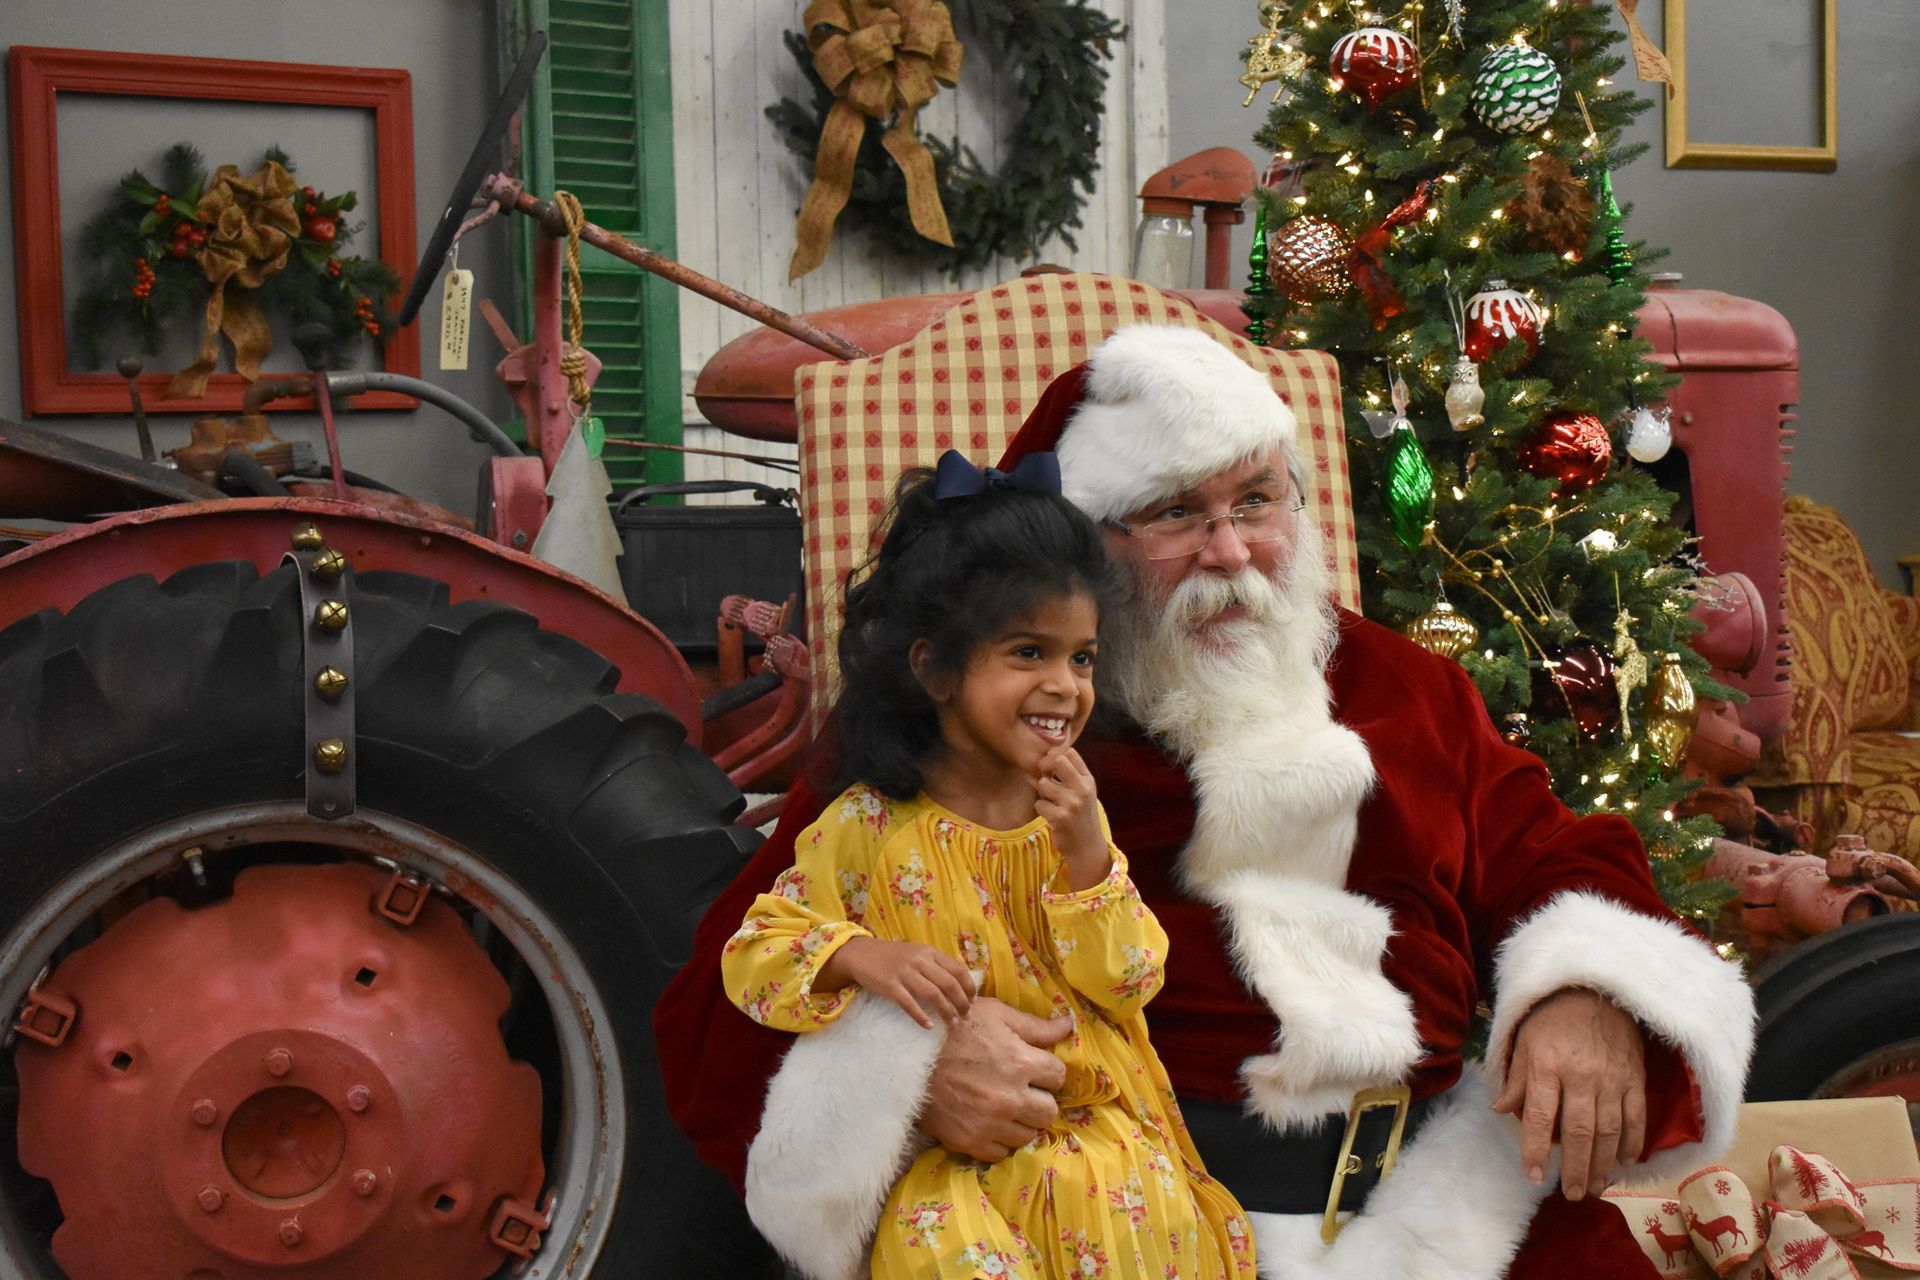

{"left": 0, "top": 36, "right": 824, "bottom": 1278}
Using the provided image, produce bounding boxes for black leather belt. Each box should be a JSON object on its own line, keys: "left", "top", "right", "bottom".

{"left": 1179, "top": 1086, "right": 1429, "bottom": 1234}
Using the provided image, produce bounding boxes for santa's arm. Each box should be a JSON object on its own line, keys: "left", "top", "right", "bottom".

{"left": 654, "top": 769, "right": 837, "bottom": 1190}
{"left": 1450, "top": 662, "right": 1754, "bottom": 1182}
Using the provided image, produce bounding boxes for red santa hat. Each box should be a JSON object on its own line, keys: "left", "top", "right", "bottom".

{"left": 997, "top": 324, "right": 1301, "bottom": 522}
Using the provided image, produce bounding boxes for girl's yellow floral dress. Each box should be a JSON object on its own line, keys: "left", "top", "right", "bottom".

{"left": 723, "top": 784, "right": 1254, "bottom": 1280}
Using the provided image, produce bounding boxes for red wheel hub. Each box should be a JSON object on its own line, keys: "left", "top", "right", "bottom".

{"left": 14, "top": 862, "right": 546, "bottom": 1278}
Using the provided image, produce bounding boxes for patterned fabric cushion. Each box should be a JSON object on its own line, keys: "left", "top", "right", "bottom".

{"left": 1842, "top": 732, "right": 1920, "bottom": 862}
{"left": 794, "top": 272, "right": 1359, "bottom": 726}
{"left": 1782, "top": 496, "right": 1910, "bottom": 733}
{"left": 1754, "top": 496, "right": 1920, "bottom": 852}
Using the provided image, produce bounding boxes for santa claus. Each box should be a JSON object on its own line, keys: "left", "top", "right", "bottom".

{"left": 653, "top": 324, "right": 1754, "bottom": 1279}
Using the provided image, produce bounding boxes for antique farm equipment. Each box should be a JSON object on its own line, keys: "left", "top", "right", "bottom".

{"left": 1637, "top": 280, "right": 1798, "bottom": 748}
{"left": 0, "top": 32, "right": 816, "bottom": 1280}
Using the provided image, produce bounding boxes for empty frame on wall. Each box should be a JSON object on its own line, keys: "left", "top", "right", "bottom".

{"left": 1664, "top": 0, "right": 1837, "bottom": 172}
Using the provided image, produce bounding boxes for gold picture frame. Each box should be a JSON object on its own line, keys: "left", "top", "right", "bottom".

{"left": 1664, "top": 0, "right": 1837, "bottom": 172}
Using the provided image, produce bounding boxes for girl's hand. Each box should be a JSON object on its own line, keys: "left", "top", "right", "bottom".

{"left": 818, "top": 936, "right": 975, "bottom": 1029}
{"left": 1033, "top": 747, "right": 1110, "bottom": 891}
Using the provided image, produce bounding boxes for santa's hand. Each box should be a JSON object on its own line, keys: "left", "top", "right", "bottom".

{"left": 1492, "top": 987, "right": 1647, "bottom": 1201}
{"left": 1032, "top": 747, "right": 1108, "bottom": 889}
{"left": 917, "top": 997, "right": 1071, "bottom": 1162}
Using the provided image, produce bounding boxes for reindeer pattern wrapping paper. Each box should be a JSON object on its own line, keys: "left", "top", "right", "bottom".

{"left": 1606, "top": 1098, "right": 1920, "bottom": 1279}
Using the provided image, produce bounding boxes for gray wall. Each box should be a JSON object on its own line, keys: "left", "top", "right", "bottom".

{"left": 1, "top": 0, "right": 512, "bottom": 516}
{"left": 1166, "top": 0, "right": 1920, "bottom": 587}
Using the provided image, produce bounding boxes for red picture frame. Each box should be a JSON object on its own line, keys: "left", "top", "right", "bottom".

{"left": 8, "top": 46, "right": 420, "bottom": 415}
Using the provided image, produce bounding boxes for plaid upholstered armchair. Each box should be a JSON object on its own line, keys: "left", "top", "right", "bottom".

{"left": 1751, "top": 496, "right": 1920, "bottom": 859}
{"left": 791, "top": 272, "right": 1362, "bottom": 721}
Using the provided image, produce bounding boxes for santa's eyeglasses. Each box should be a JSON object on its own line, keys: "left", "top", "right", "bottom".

{"left": 1106, "top": 494, "right": 1307, "bottom": 561}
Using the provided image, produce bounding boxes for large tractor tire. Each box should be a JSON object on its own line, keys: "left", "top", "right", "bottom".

{"left": 0, "top": 560, "right": 778, "bottom": 1278}
{"left": 1747, "top": 912, "right": 1920, "bottom": 1133}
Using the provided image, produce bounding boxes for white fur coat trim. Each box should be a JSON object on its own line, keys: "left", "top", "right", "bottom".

{"left": 1181, "top": 721, "right": 1376, "bottom": 894}
{"left": 1248, "top": 1063, "right": 1555, "bottom": 1280}
{"left": 1486, "top": 889, "right": 1756, "bottom": 1184}
{"left": 743, "top": 994, "right": 943, "bottom": 1280}
{"left": 1058, "top": 324, "right": 1300, "bottom": 523}
{"left": 1207, "top": 869, "right": 1426, "bottom": 1132}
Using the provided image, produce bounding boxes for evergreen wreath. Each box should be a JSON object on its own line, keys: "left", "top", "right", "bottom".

{"left": 768, "top": 0, "right": 1126, "bottom": 275}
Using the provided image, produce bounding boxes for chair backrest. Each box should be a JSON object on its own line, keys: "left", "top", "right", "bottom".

{"left": 794, "top": 272, "right": 1359, "bottom": 726}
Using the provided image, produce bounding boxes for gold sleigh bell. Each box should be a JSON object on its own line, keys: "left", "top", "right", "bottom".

{"left": 312, "top": 738, "right": 348, "bottom": 773}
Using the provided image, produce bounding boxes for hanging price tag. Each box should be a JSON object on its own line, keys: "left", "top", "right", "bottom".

{"left": 439, "top": 268, "right": 474, "bottom": 370}
{"left": 580, "top": 415, "right": 606, "bottom": 458}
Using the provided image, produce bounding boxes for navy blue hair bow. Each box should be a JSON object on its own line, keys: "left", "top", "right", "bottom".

{"left": 932, "top": 449, "right": 1061, "bottom": 500}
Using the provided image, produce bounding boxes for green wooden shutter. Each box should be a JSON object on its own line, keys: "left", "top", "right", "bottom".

{"left": 505, "top": 0, "right": 683, "bottom": 491}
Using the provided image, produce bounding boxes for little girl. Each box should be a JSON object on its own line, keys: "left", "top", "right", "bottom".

{"left": 723, "top": 452, "right": 1253, "bottom": 1280}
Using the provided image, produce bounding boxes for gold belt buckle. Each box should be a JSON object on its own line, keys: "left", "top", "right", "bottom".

{"left": 1319, "top": 1083, "right": 1413, "bottom": 1244}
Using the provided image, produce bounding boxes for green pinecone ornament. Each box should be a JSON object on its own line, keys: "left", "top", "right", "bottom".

{"left": 1471, "top": 41, "right": 1562, "bottom": 134}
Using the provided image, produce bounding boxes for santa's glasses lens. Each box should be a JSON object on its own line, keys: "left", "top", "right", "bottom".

{"left": 1134, "top": 501, "right": 1300, "bottom": 560}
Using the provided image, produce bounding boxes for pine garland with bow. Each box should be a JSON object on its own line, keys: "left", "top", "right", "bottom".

{"left": 71, "top": 144, "right": 398, "bottom": 397}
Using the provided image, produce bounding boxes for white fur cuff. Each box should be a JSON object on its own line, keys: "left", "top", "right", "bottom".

{"left": 744, "top": 995, "right": 944, "bottom": 1280}
{"left": 1486, "top": 890, "right": 1756, "bottom": 1182}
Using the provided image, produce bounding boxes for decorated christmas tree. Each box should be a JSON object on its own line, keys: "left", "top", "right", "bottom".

{"left": 1243, "top": 0, "right": 1730, "bottom": 919}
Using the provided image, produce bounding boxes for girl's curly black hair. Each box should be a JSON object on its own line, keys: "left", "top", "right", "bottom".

{"left": 830, "top": 465, "right": 1117, "bottom": 800}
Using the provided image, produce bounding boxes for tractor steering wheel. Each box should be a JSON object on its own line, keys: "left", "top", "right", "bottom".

{"left": 395, "top": 30, "right": 549, "bottom": 328}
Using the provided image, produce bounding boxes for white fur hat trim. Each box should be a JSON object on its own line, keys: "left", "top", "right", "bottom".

{"left": 1056, "top": 325, "right": 1301, "bottom": 522}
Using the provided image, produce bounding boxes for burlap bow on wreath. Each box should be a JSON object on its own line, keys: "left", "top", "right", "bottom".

{"left": 166, "top": 159, "right": 302, "bottom": 399}
{"left": 787, "top": 0, "right": 963, "bottom": 281}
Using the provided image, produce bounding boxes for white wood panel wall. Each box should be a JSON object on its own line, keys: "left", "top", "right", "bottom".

{"left": 668, "top": 0, "right": 1169, "bottom": 498}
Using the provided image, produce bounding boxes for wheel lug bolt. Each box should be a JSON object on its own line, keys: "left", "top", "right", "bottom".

{"left": 351, "top": 1168, "right": 378, "bottom": 1197}
{"left": 265, "top": 1047, "right": 293, "bottom": 1077}
{"left": 277, "top": 1217, "right": 303, "bottom": 1247}
{"left": 346, "top": 1085, "right": 371, "bottom": 1113}
{"left": 197, "top": 1186, "right": 223, "bottom": 1213}
{"left": 190, "top": 1099, "right": 218, "bottom": 1127}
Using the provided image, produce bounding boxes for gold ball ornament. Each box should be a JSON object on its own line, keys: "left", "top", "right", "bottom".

{"left": 1643, "top": 651, "right": 1697, "bottom": 771}
{"left": 1405, "top": 599, "right": 1480, "bottom": 659}
{"left": 1268, "top": 215, "right": 1354, "bottom": 304}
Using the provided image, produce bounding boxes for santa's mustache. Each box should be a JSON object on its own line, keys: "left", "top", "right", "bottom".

{"left": 1164, "top": 566, "right": 1285, "bottom": 630}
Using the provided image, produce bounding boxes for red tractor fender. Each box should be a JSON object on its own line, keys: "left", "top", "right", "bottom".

{"left": 0, "top": 496, "right": 702, "bottom": 741}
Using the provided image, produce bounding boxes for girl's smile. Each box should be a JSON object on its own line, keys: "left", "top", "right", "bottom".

{"left": 917, "top": 591, "right": 1100, "bottom": 815}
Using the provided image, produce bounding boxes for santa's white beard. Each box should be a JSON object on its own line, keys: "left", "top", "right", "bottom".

{"left": 1100, "top": 523, "right": 1340, "bottom": 760}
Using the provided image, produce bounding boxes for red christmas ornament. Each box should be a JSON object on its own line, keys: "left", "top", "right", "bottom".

{"left": 1532, "top": 645, "right": 1619, "bottom": 738}
{"left": 1463, "top": 280, "right": 1543, "bottom": 366}
{"left": 1518, "top": 411, "right": 1613, "bottom": 495}
{"left": 1330, "top": 27, "right": 1420, "bottom": 111}
{"left": 304, "top": 217, "right": 338, "bottom": 244}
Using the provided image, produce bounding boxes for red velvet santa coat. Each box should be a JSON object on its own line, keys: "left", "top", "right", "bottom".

{"left": 655, "top": 612, "right": 1754, "bottom": 1280}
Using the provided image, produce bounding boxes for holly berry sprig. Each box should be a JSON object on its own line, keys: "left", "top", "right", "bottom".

{"left": 296, "top": 183, "right": 361, "bottom": 248}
